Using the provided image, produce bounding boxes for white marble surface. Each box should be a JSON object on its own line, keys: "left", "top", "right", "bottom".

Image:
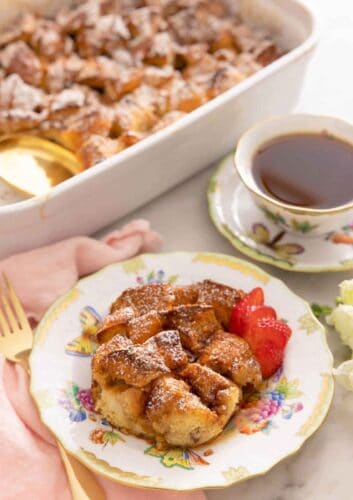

{"left": 96, "top": 1, "right": 353, "bottom": 498}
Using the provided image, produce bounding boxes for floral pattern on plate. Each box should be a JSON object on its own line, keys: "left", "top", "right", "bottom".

{"left": 64, "top": 306, "right": 101, "bottom": 357}
{"left": 89, "top": 428, "right": 125, "bottom": 447}
{"left": 59, "top": 382, "right": 126, "bottom": 444}
{"left": 136, "top": 269, "right": 179, "bottom": 285}
{"left": 232, "top": 368, "right": 303, "bottom": 434}
{"left": 59, "top": 382, "right": 97, "bottom": 423}
{"left": 144, "top": 447, "right": 210, "bottom": 470}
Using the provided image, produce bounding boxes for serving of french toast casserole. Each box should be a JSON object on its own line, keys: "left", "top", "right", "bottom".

{"left": 92, "top": 280, "right": 264, "bottom": 448}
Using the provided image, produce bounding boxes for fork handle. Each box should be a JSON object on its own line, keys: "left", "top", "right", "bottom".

{"left": 57, "top": 443, "right": 106, "bottom": 500}
{"left": 16, "top": 356, "right": 106, "bottom": 500}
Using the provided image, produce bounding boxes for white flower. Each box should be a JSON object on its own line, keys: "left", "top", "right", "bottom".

{"left": 338, "top": 280, "right": 353, "bottom": 306}
{"left": 327, "top": 279, "right": 353, "bottom": 391}
{"left": 327, "top": 304, "right": 353, "bottom": 351}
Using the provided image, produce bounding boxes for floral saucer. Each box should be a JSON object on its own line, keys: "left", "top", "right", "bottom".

{"left": 29, "top": 252, "right": 333, "bottom": 491}
{"left": 208, "top": 154, "right": 353, "bottom": 272}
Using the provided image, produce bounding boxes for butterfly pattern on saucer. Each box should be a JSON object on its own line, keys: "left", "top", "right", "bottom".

{"left": 65, "top": 306, "right": 101, "bottom": 357}
{"left": 249, "top": 223, "right": 304, "bottom": 262}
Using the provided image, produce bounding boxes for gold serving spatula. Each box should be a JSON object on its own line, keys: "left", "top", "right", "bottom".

{"left": 0, "top": 135, "right": 82, "bottom": 197}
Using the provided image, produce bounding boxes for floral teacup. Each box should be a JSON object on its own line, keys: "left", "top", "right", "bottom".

{"left": 234, "top": 114, "right": 353, "bottom": 236}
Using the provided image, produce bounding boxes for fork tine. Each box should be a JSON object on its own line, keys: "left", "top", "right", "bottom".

{"left": 1, "top": 289, "right": 18, "bottom": 332}
{"left": 0, "top": 306, "right": 10, "bottom": 336}
{"left": 2, "top": 274, "right": 30, "bottom": 330}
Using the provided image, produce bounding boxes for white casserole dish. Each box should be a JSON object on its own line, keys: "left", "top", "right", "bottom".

{"left": 0, "top": 0, "right": 318, "bottom": 258}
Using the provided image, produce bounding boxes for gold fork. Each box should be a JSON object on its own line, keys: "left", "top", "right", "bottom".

{"left": 0, "top": 275, "right": 105, "bottom": 500}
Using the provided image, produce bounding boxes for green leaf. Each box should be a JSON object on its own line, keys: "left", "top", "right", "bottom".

{"left": 104, "top": 431, "right": 125, "bottom": 446}
{"left": 168, "top": 275, "right": 179, "bottom": 284}
{"left": 277, "top": 377, "right": 302, "bottom": 399}
{"left": 276, "top": 378, "right": 289, "bottom": 396}
{"left": 311, "top": 303, "right": 333, "bottom": 319}
{"left": 71, "top": 383, "right": 79, "bottom": 396}
{"left": 261, "top": 207, "right": 286, "bottom": 225}
{"left": 147, "top": 271, "right": 155, "bottom": 281}
{"left": 144, "top": 445, "right": 164, "bottom": 458}
{"left": 70, "top": 384, "right": 82, "bottom": 407}
{"left": 291, "top": 219, "right": 318, "bottom": 233}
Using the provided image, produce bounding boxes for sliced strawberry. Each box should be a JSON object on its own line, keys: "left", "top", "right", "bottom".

{"left": 229, "top": 300, "right": 250, "bottom": 335}
{"left": 246, "top": 287, "right": 265, "bottom": 307}
{"left": 245, "top": 317, "right": 292, "bottom": 378}
{"left": 229, "top": 287, "right": 265, "bottom": 335}
{"left": 231, "top": 305, "right": 277, "bottom": 339}
{"left": 255, "top": 341, "right": 285, "bottom": 378}
{"left": 229, "top": 286, "right": 291, "bottom": 378}
{"left": 249, "top": 317, "right": 291, "bottom": 349}
{"left": 242, "top": 306, "right": 277, "bottom": 339}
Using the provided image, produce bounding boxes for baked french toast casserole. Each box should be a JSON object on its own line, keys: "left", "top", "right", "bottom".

{"left": 0, "top": 0, "right": 282, "bottom": 168}
{"left": 92, "top": 280, "right": 263, "bottom": 448}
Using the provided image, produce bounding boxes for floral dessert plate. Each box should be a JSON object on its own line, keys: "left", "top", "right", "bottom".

{"left": 209, "top": 154, "right": 353, "bottom": 272}
{"left": 29, "top": 252, "right": 334, "bottom": 491}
